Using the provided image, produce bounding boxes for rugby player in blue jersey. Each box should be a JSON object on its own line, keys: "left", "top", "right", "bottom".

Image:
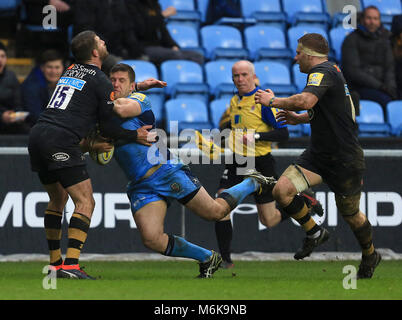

{"left": 109, "top": 63, "right": 275, "bottom": 278}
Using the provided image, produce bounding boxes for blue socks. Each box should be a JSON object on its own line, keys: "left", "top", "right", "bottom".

{"left": 218, "top": 177, "right": 259, "bottom": 210}
{"left": 164, "top": 234, "right": 212, "bottom": 263}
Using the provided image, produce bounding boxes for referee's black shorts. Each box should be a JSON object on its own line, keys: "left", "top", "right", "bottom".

{"left": 218, "top": 153, "right": 278, "bottom": 204}
{"left": 28, "top": 122, "right": 89, "bottom": 188}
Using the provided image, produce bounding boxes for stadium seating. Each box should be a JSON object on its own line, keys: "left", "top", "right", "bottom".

{"left": 196, "top": 0, "right": 209, "bottom": 23}
{"left": 121, "top": 60, "right": 164, "bottom": 124}
{"left": 244, "top": 25, "right": 293, "bottom": 63}
{"left": 254, "top": 61, "right": 297, "bottom": 96}
{"left": 160, "top": 60, "right": 209, "bottom": 102}
{"left": 386, "top": 100, "right": 402, "bottom": 136}
{"left": 166, "top": 23, "right": 204, "bottom": 56}
{"left": 361, "top": 0, "right": 402, "bottom": 25}
{"left": 204, "top": 60, "right": 235, "bottom": 98}
{"left": 200, "top": 25, "right": 249, "bottom": 60}
{"left": 165, "top": 98, "right": 212, "bottom": 132}
{"left": 120, "top": 60, "right": 163, "bottom": 94}
{"left": 240, "top": 0, "right": 287, "bottom": 29}
{"left": 356, "top": 100, "right": 391, "bottom": 137}
{"left": 292, "top": 64, "right": 307, "bottom": 92}
{"left": 282, "top": 0, "right": 330, "bottom": 27}
{"left": 159, "top": 0, "right": 201, "bottom": 26}
{"left": 287, "top": 25, "right": 329, "bottom": 53}
{"left": 0, "top": 0, "right": 19, "bottom": 17}
{"left": 329, "top": 26, "right": 353, "bottom": 63}
{"left": 287, "top": 124, "right": 304, "bottom": 137}
{"left": 210, "top": 98, "right": 231, "bottom": 129}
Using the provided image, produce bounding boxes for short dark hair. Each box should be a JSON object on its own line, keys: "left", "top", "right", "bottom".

{"left": 71, "top": 30, "right": 97, "bottom": 63}
{"left": 363, "top": 5, "right": 380, "bottom": 18}
{"left": 39, "top": 49, "right": 63, "bottom": 65}
{"left": 110, "top": 63, "right": 136, "bottom": 83}
{"left": 298, "top": 33, "right": 329, "bottom": 56}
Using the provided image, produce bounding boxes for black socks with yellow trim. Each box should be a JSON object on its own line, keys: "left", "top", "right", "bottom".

{"left": 44, "top": 209, "right": 63, "bottom": 266}
{"left": 64, "top": 212, "right": 91, "bottom": 266}
{"left": 283, "top": 195, "right": 321, "bottom": 238}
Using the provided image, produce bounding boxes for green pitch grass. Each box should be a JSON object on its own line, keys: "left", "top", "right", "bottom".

{"left": 0, "top": 260, "right": 401, "bottom": 300}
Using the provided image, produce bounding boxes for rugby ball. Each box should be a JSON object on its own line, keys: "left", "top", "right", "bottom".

{"left": 89, "top": 146, "right": 114, "bottom": 165}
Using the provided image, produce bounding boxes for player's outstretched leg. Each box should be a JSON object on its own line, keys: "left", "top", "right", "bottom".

{"left": 134, "top": 200, "right": 223, "bottom": 278}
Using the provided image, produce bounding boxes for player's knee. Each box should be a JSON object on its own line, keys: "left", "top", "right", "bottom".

{"left": 142, "top": 233, "right": 164, "bottom": 251}
{"left": 272, "top": 183, "right": 293, "bottom": 205}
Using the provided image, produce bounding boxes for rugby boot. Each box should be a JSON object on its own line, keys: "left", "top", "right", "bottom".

{"left": 243, "top": 169, "right": 277, "bottom": 195}
{"left": 197, "top": 251, "right": 223, "bottom": 278}
{"left": 357, "top": 250, "right": 382, "bottom": 279}
{"left": 47, "top": 264, "right": 70, "bottom": 279}
{"left": 58, "top": 264, "right": 96, "bottom": 280}
{"left": 294, "top": 228, "right": 330, "bottom": 260}
{"left": 300, "top": 191, "right": 324, "bottom": 217}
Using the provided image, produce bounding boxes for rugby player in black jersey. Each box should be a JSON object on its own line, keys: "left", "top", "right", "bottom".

{"left": 28, "top": 30, "right": 166, "bottom": 279}
{"left": 255, "top": 33, "right": 381, "bottom": 279}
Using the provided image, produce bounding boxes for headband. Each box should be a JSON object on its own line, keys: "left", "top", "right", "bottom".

{"left": 297, "top": 43, "right": 328, "bottom": 58}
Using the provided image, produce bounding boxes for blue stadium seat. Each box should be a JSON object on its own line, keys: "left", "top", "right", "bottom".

{"left": 204, "top": 60, "right": 235, "bottom": 98}
{"left": 356, "top": 100, "right": 391, "bottom": 137}
{"left": 196, "top": 0, "right": 209, "bottom": 23}
{"left": 165, "top": 98, "right": 212, "bottom": 132}
{"left": 329, "top": 26, "right": 353, "bottom": 63}
{"left": 287, "top": 25, "right": 330, "bottom": 54}
{"left": 240, "top": 0, "right": 286, "bottom": 29}
{"left": 244, "top": 25, "right": 293, "bottom": 62}
{"left": 254, "top": 61, "right": 297, "bottom": 96}
{"left": 120, "top": 60, "right": 164, "bottom": 95}
{"left": 160, "top": 60, "right": 209, "bottom": 102}
{"left": 166, "top": 23, "right": 204, "bottom": 56}
{"left": 200, "top": 25, "right": 249, "bottom": 60}
{"left": 0, "top": 0, "right": 19, "bottom": 17}
{"left": 121, "top": 60, "right": 165, "bottom": 124}
{"left": 292, "top": 64, "right": 307, "bottom": 92}
{"left": 282, "top": 0, "right": 330, "bottom": 27}
{"left": 386, "top": 100, "right": 402, "bottom": 136}
{"left": 159, "top": 0, "right": 201, "bottom": 26}
{"left": 210, "top": 98, "right": 231, "bottom": 129}
{"left": 362, "top": 0, "right": 402, "bottom": 25}
{"left": 288, "top": 124, "right": 304, "bottom": 137}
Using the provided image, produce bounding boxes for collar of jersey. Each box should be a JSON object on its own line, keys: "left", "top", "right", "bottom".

{"left": 238, "top": 86, "right": 260, "bottom": 98}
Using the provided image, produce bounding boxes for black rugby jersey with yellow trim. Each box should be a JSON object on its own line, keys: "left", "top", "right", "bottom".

{"left": 229, "top": 87, "right": 286, "bottom": 157}
{"left": 302, "top": 61, "right": 364, "bottom": 165}
{"left": 37, "top": 63, "right": 114, "bottom": 140}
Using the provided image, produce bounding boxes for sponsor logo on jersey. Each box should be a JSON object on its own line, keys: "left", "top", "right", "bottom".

{"left": 52, "top": 152, "right": 70, "bottom": 162}
{"left": 307, "top": 72, "right": 324, "bottom": 86}
{"left": 58, "top": 77, "right": 86, "bottom": 90}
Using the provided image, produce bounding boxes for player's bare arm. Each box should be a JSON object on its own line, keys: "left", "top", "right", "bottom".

{"left": 255, "top": 89, "right": 318, "bottom": 111}
{"left": 276, "top": 110, "right": 310, "bottom": 125}
{"left": 113, "top": 98, "right": 142, "bottom": 118}
{"left": 137, "top": 78, "right": 167, "bottom": 91}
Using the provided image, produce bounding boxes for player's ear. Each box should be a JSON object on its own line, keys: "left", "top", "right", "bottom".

{"left": 130, "top": 82, "right": 136, "bottom": 92}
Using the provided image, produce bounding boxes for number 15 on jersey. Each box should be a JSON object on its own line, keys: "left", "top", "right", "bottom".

{"left": 47, "top": 77, "right": 86, "bottom": 110}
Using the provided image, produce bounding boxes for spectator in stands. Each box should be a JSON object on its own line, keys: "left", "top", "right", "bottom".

{"left": 391, "top": 15, "right": 402, "bottom": 99}
{"left": 21, "top": 49, "right": 64, "bottom": 126}
{"left": 342, "top": 6, "right": 397, "bottom": 112}
{"left": 73, "top": 0, "right": 145, "bottom": 74}
{"left": 126, "top": 0, "right": 204, "bottom": 66}
{"left": 0, "top": 41, "right": 31, "bottom": 134}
